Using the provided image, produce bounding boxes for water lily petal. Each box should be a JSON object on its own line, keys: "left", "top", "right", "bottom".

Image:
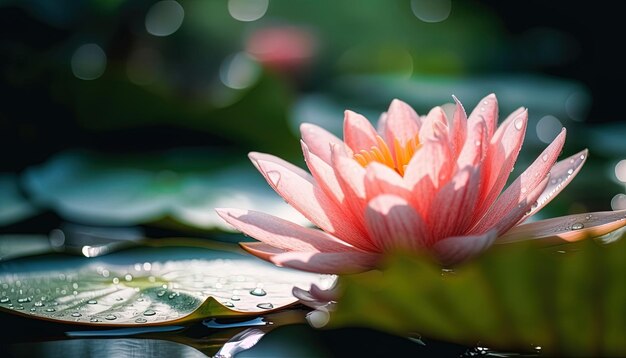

{"left": 428, "top": 167, "right": 481, "bottom": 241}
{"left": 474, "top": 108, "right": 528, "bottom": 219}
{"left": 300, "top": 123, "right": 348, "bottom": 163}
{"left": 404, "top": 137, "right": 454, "bottom": 213}
{"left": 240, "top": 242, "right": 287, "bottom": 261}
{"left": 365, "top": 194, "right": 428, "bottom": 251}
{"left": 270, "top": 251, "right": 380, "bottom": 274}
{"left": 419, "top": 106, "right": 448, "bottom": 141}
{"left": 301, "top": 141, "right": 345, "bottom": 204}
{"left": 364, "top": 162, "right": 412, "bottom": 201}
{"left": 449, "top": 95, "right": 468, "bottom": 158}
{"left": 216, "top": 208, "right": 356, "bottom": 253}
{"left": 249, "top": 151, "right": 310, "bottom": 179}
{"left": 343, "top": 110, "right": 378, "bottom": 152}
{"left": 482, "top": 129, "right": 566, "bottom": 231}
{"left": 468, "top": 93, "right": 498, "bottom": 139}
{"left": 431, "top": 229, "right": 497, "bottom": 266}
{"left": 249, "top": 153, "right": 371, "bottom": 250}
{"left": 473, "top": 175, "right": 550, "bottom": 235}
{"left": 497, "top": 209, "right": 626, "bottom": 244}
{"left": 330, "top": 148, "right": 367, "bottom": 210}
{"left": 383, "top": 99, "right": 421, "bottom": 152}
{"left": 457, "top": 119, "right": 487, "bottom": 168}
{"left": 518, "top": 149, "right": 588, "bottom": 222}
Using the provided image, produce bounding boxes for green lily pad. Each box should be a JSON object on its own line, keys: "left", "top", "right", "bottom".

{"left": 0, "top": 174, "right": 38, "bottom": 226}
{"left": 0, "top": 242, "right": 334, "bottom": 326}
{"left": 22, "top": 150, "right": 307, "bottom": 230}
{"left": 330, "top": 237, "right": 626, "bottom": 356}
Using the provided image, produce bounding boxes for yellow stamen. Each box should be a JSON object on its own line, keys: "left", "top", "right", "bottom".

{"left": 353, "top": 135, "right": 420, "bottom": 176}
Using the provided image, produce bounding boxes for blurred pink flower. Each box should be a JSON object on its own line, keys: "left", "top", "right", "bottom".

{"left": 217, "top": 94, "right": 626, "bottom": 274}
{"left": 245, "top": 26, "right": 316, "bottom": 74}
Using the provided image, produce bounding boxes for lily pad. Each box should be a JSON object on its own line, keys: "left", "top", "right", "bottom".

{"left": 0, "top": 174, "right": 38, "bottom": 226}
{"left": 22, "top": 150, "right": 307, "bottom": 230}
{"left": 330, "top": 236, "right": 626, "bottom": 356}
{"left": 0, "top": 241, "right": 334, "bottom": 326}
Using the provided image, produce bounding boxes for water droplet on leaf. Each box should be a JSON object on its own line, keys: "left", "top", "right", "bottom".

{"left": 250, "top": 288, "right": 267, "bottom": 296}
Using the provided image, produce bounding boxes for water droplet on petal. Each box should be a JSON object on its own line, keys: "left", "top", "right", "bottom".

{"left": 87, "top": 300, "right": 97, "bottom": 304}
{"left": 250, "top": 288, "right": 267, "bottom": 296}
{"left": 34, "top": 301, "right": 45, "bottom": 307}
{"left": 514, "top": 119, "right": 524, "bottom": 130}
{"left": 168, "top": 293, "right": 178, "bottom": 299}
{"left": 45, "top": 308, "right": 55, "bottom": 312}
{"left": 256, "top": 303, "right": 273, "bottom": 309}
{"left": 90, "top": 318, "right": 100, "bottom": 322}
{"left": 135, "top": 317, "right": 148, "bottom": 323}
{"left": 17, "top": 297, "right": 31, "bottom": 303}
{"left": 474, "top": 140, "right": 481, "bottom": 146}
{"left": 0, "top": 297, "right": 10, "bottom": 304}
{"left": 567, "top": 168, "right": 574, "bottom": 175}
{"left": 223, "top": 301, "right": 235, "bottom": 308}
{"left": 105, "top": 314, "right": 117, "bottom": 320}
{"left": 231, "top": 295, "right": 241, "bottom": 301}
{"left": 157, "top": 290, "right": 166, "bottom": 297}
{"left": 571, "top": 222, "right": 584, "bottom": 230}
{"left": 542, "top": 154, "right": 548, "bottom": 162}
{"left": 71, "top": 312, "right": 82, "bottom": 317}
{"left": 580, "top": 154, "right": 585, "bottom": 160}
{"left": 143, "top": 309, "right": 156, "bottom": 316}
{"left": 521, "top": 187, "right": 527, "bottom": 194}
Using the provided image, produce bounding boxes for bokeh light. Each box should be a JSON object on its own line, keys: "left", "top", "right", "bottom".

{"left": 535, "top": 115, "right": 563, "bottom": 143}
{"left": 228, "top": 0, "right": 269, "bottom": 22}
{"left": 615, "top": 159, "right": 626, "bottom": 183}
{"left": 219, "top": 52, "right": 261, "bottom": 90}
{"left": 145, "top": 0, "right": 185, "bottom": 37}
{"left": 565, "top": 91, "right": 591, "bottom": 122}
{"left": 71, "top": 43, "right": 107, "bottom": 80}
{"left": 411, "top": 0, "right": 451, "bottom": 23}
{"left": 611, "top": 193, "right": 626, "bottom": 210}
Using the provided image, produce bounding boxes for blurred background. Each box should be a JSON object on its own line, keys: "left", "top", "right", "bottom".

{"left": 1, "top": 1, "right": 626, "bottom": 356}
{"left": 1, "top": 0, "right": 625, "bottom": 232}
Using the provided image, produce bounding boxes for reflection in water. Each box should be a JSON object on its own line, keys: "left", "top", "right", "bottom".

{"left": 8, "top": 338, "right": 206, "bottom": 358}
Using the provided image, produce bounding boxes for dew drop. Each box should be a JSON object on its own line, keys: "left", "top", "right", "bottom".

{"left": 514, "top": 119, "right": 524, "bottom": 130}
{"left": 250, "top": 288, "right": 267, "bottom": 296}
{"left": 34, "top": 301, "right": 45, "bottom": 307}
{"left": 231, "top": 295, "right": 241, "bottom": 301}
{"left": 571, "top": 222, "right": 584, "bottom": 230}
{"left": 483, "top": 100, "right": 489, "bottom": 105}
{"left": 45, "top": 308, "right": 55, "bottom": 312}
{"left": 570, "top": 158, "right": 575, "bottom": 164}
{"left": 480, "top": 107, "right": 485, "bottom": 112}
{"left": 17, "top": 297, "right": 31, "bottom": 303}
{"left": 30, "top": 308, "right": 36, "bottom": 312}
{"left": 135, "top": 318, "right": 147, "bottom": 323}
{"left": 168, "top": 293, "right": 178, "bottom": 299}
{"left": 541, "top": 154, "right": 548, "bottom": 162}
{"left": 15, "top": 306, "right": 24, "bottom": 310}
{"left": 71, "top": 312, "right": 82, "bottom": 317}
{"left": 87, "top": 300, "right": 97, "bottom": 304}
{"left": 115, "top": 297, "right": 123, "bottom": 301}
{"left": 0, "top": 297, "right": 10, "bottom": 304}
{"left": 567, "top": 168, "right": 574, "bottom": 175}
{"left": 157, "top": 290, "right": 165, "bottom": 297}
{"left": 72, "top": 283, "right": 79, "bottom": 290}
{"left": 580, "top": 154, "right": 585, "bottom": 160}
{"left": 256, "top": 303, "right": 273, "bottom": 309}
{"left": 223, "top": 301, "right": 235, "bottom": 308}
{"left": 90, "top": 318, "right": 100, "bottom": 322}
{"left": 143, "top": 309, "right": 156, "bottom": 316}
{"left": 136, "top": 298, "right": 144, "bottom": 302}
{"left": 521, "top": 187, "right": 527, "bottom": 194}
{"left": 474, "top": 140, "right": 481, "bottom": 146}
{"left": 105, "top": 314, "right": 117, "bottom": 320}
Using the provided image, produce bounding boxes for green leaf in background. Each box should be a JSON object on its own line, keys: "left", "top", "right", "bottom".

{"left": 22, "top": 149, "right": 307, "bottom": 230}
{"left": 0, "top": 174, "right": 38, "bottom": 226}
{"left": 330, "top": 236, "right": 626, "bottom": 356}
{"left": 0, "top": 242, "right": 334, "bottom": 326}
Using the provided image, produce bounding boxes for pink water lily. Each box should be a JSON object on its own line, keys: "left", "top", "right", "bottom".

{"left": 216, "top": 94, "right": 626, "bottom": 274}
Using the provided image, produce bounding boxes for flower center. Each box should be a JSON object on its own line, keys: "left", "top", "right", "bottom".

{"left": 353, "top": 135, "right": 421, "bottom": 176}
